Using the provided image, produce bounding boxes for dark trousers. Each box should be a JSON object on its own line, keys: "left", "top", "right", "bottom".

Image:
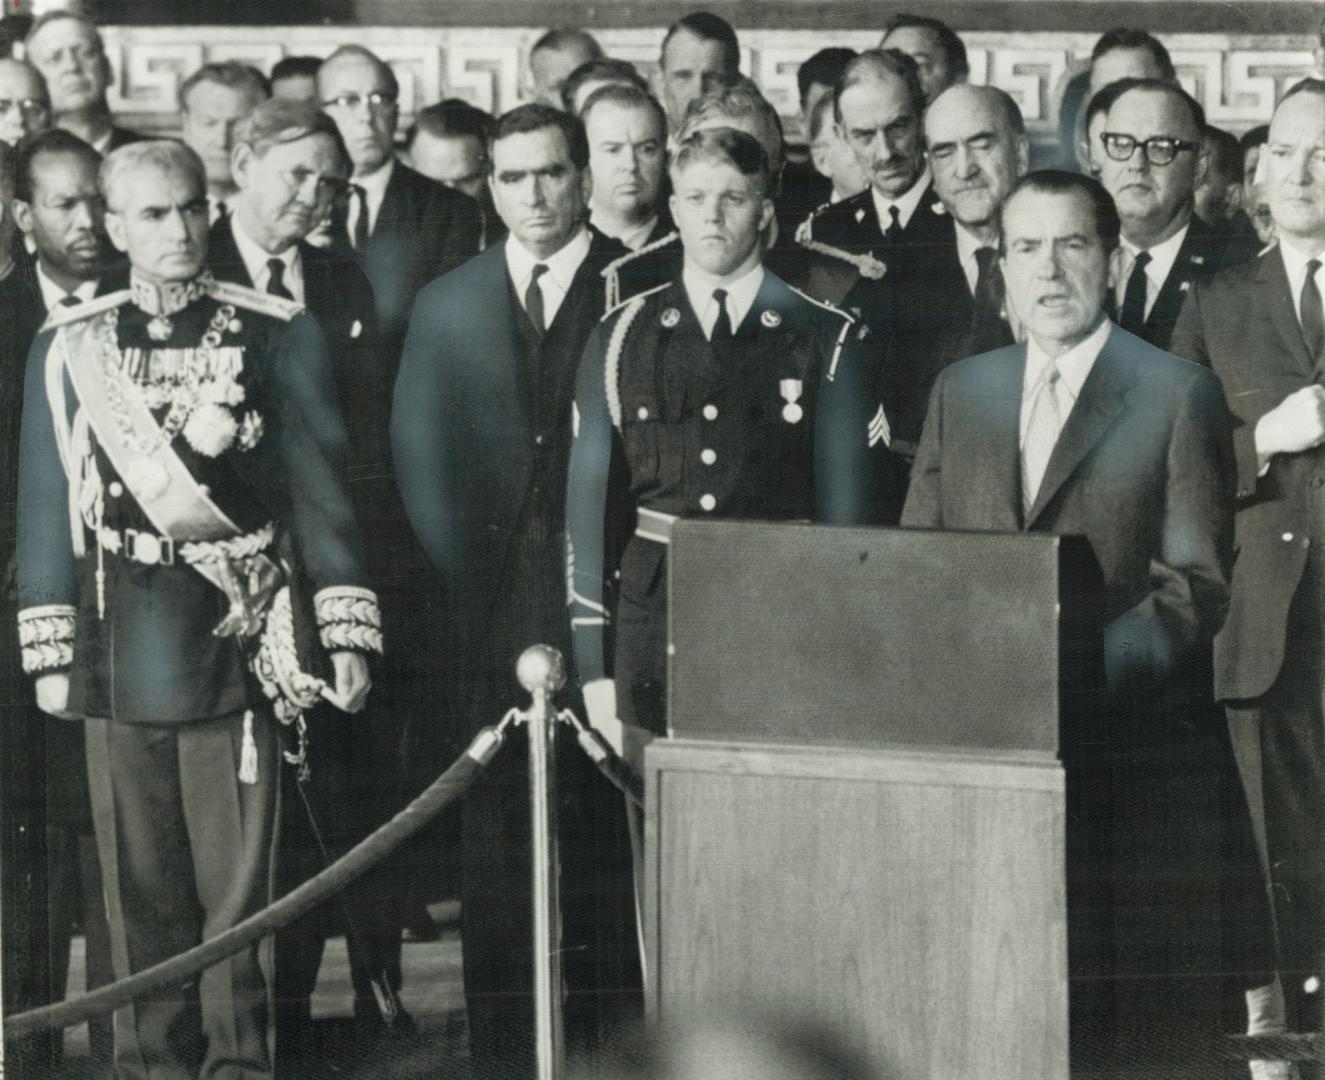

{"left": 85, "top": 711, "right": 279, "bottom": 1080}
{"left": 1227, "top": 545, "right": 1325, "bottom": 1030}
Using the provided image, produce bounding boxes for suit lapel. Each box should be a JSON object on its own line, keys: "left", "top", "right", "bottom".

{"left": 1144, "top": 217, "right": 1213, "bottom": 335}
{"left": 1257, "top": 246, "right": 1315, "bottom": 377}
{"left": 982, "top": 347, "right": 1026, "bottom": 530}
{"left": 1026, "top": 327, "right": 1134, "bottom": 528}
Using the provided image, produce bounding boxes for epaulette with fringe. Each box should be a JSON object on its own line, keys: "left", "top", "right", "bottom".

{"left": 207, "top": 277, "right": 304, "bottom": 321}
{"left": 601, "top": 230, "right": 679, "bottom": 308}
{"left": 602, "top": 288, "right": 660, "bottom": 429}
{"left": 40, "top": 289, "right": 130, "bottom": 332}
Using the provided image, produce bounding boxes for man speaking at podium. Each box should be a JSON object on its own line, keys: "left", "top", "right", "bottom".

{"left": 901, "top": 170, "right": 1271, "bottom": 1074}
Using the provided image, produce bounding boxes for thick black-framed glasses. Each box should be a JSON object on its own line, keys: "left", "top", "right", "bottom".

{"left": 1101, "top": 132, "right": 1200, "bottom": 167}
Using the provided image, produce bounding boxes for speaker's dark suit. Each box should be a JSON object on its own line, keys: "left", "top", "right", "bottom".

{"left": 1172, "top": 244, "right": 1325, "bottom": 1019}
{"left": 333, "top": 160, "right": 483, "bottom": 364}
{"left": 902, "top": 323, "right": 1273, "bottom": 1073}
{"left": 1115, "top": 214, "right": 1251, "bottom": 353}
{"left": 391, "top": 229, "right": 639, "bottom": 1077}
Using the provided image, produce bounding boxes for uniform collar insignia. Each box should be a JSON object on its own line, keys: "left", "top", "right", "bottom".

{"left": 131, "top": 271, "right": 213, "bottom": 318}
{"left": 660, "top": 307, "right": 681, "bottom": 328}
{"left": 760, "top": 309, "right": 782, "bottom": 328}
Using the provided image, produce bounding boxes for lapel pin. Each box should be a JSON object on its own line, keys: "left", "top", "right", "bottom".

{"left": 780, "top": 378, "right": 803, "bottom": 424}
{"left": 1190, "top": 254, "right": 1205, "bottom": 266}
{"left": 761, "top": 309, "right": 782, "bottom": 329}
{"left": 932, "top": 202, "right": 947, "bottom": 215}
{"left": 660, "top": 307, "right": 680, "bottom": 328}
{"left": 854, "top": 207, "right": 866, "bottom": 224}
{"left": 1180, "top": 281, "right": 1191, "bottom": 291}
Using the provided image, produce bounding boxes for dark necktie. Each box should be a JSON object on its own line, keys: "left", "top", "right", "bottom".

{"left": 884, "top": 204, "right": 903, "bottom": 244}
{"left": 970, "top": 247, "right": 1013, "bottom": 353}
{"left": 1118, "top": 249, "right": 1152, "bottom": 336}
{"left": 59, "top": 294, "right": 81, "bottom": 308}
{"left": 214, "top": 199, "right": 228, "bottom": 222}
{"left": 1303, "top": 258, "right": 1325, "bottom": 365}
{"left": 351, "top": 185, "right": 369, "bottom": 250}
{"left": 266, "top": 258, "right": 294, "bottom": 301}
{"left": 525, "top": 263, "right": 548, "bottom": 337}
{"left": 710, "top": 288, "right": 732, "bottom": 346}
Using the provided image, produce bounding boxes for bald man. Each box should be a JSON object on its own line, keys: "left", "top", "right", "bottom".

{"left": 0, "top": 59, "right": 50, "bottom": 145}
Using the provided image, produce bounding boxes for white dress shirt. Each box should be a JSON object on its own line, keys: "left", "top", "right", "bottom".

{"left": 682, "top": 261, "right": 765, "bottom": 340}
{"left": 1277, "top": 237, "right": 1325, "bottom": 326}
{"left": 1114, "top": 224, "right": 1189, "bottom": 320}
{"left": 36, "top": 264, "right": 97, "bottom": 311}
{"left": 504, "top": 226, "right": 592, "bottom": 329}
{"left": 230, "top": 213, "right": 304, "bottom": 303}
{"left": 346, "top": 157, "right": 396, "bottom": 242}
{"left": 871, "top": 167, "right": 933, "bottom": 236}
{"left": 1019, "top": 316, "right": 1112, "bottom": 446}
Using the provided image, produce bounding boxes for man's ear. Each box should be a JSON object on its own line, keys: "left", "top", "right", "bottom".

{"left": 12, "top": 198, "right": 32, "bottom": 236}
{"left": 1015, "top": 134, "right": 1030, "bottom": 178}
{"left": 230, "top": 143, "right": 253, "bottom": 192}
{"left": 759, "top": 195, "right": 775, "bottom": 235}
{"left": 104, "top": 211, "right": 128, "bottom": 254}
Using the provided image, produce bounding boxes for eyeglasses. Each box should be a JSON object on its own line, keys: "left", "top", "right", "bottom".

{"left": 0, "top": 98, "right": 48, "bottom": 116}
{"left": 320, "top": 91, "right": 397, "bottom": 114}
{"left": 1100, "top": 132, "right": 1200, "bottom": 167}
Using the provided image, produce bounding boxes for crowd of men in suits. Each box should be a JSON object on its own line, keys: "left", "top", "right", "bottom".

{"left": 0, "top": 6, "right": 1323, "bottom": 1080}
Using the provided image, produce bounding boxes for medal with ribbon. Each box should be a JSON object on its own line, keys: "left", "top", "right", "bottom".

{"left": 780, "top": 378, "right": 803, "bottom": 424}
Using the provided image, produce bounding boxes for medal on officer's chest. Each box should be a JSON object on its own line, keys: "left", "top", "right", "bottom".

{"left": 147, "top": 314, "right": 174, "bottom": 342}
{"left": 780, "top": 378, "right": 803, "bottom": 424}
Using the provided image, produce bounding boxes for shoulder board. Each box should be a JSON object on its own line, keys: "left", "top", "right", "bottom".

{"left": 41, "top": 289, "right": 131, "bottom": 332}
{"left": 601, "top": 230, "right": 680, "bottom": 278}
{"left": 207, "top": 278, "right": 304, "bottom": 321}
{"left": 601, "top": 281, "right": 669, "bottom": 321}
{"left": 787, "top": 284, "right": 855, "bottom": 324}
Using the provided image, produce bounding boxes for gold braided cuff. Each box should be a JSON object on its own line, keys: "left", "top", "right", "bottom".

{"left": 314, "top": 586, "right": 384, "bottom": 655}
{"left": 18, "top": 605, "right": 77, "bottom": 674}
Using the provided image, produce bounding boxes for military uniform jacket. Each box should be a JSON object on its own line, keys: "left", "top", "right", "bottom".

{"left": 566, "top": 270, "right": 885, "bottom": 683}
{"left": 16, "top": 276, "right": 380, "bottom": 725}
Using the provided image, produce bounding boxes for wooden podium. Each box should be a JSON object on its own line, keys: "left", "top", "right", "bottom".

{"left": 641, "top": 522, "right": 1102, "bottom": 1080}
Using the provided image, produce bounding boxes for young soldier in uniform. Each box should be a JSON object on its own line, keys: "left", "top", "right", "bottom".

{"left": 566, "top": 126, "right": 885, "bottom": 741}
{"left": 15, "top": 139, "right": 380, "bottom": 1080}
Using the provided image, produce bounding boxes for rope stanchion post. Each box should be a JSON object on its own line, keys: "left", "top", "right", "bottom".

{"left": 517, "top": 645, "right": 567, "bottom": 1080}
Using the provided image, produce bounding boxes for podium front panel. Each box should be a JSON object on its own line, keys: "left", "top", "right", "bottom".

{"left": 645, "top": 739, "right": 1069, "bottom": 1080}
{"left": 667, "top": 522, "right": 1101, "bottom": 753}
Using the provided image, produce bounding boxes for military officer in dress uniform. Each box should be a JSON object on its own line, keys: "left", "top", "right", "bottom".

{"left": 566, "top": 126, "right": 885, "bottom": 741}
{"left": 15, "top": 140, "right": 381, "bottom": 1080}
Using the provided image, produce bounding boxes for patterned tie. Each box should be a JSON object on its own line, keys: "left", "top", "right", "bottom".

{"left": 710, "top": 288, "right": 732, "bottom": 346}
{"left": 351, "top": 185, "right": 369, "bottom": 250}
{"left": 267, "top": 258, "right": 294, "bottom": 301}
{"left": 1302, "top": 258, "right": 1325, "bottom": 365}
{"left": 1021, "top": 361, "right": 1064, "bottom": 515}
{"left": 884, "top": 204, "right": 903, "bottom": 244}
{"left": 970, "top": 247, "right": 1013, "bottom": 354}
{"left": 525, "top": 263, "right": 548, "bottom": 337}
{"left": 1118, "top": 250, "right": 1151, "bottom": 336}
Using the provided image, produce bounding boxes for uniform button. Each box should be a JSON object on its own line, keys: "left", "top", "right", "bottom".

{"left": 637, "top": 406, "right": 650, "bottom": 420}
{"left": 703, "top": 404, "right": 718, "bottom": 420}
{"left": 1283, "top": 532, "right": 1295, "bottom": 542}
{"left": 108, "top": 481, "right": 124, "bottom": 497}
{"left": 535, "top": 435, "right": 544, "bottom": 446}
{"left": 700, "top": 448, "right": 716, "bottom": 465}
{"left": 699, "top": 494, "right": 716, "bottom": 511}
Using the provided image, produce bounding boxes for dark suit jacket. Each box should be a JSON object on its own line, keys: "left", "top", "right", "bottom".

{"left": 1171, "top": 244, "right": 1325, "bottom": 702}
{"left": 900, "top": 321, "right": 1270, "bottom": 1009}
{"left": 390, "top": 229, "right": 625, "bottom": 686}
{"left": 106, "top": 125, "right": 146, "bottom": 151}
{"left": 1117, "top": 214, "right": 1250, "bottom": 353}
{"left": 333, "top": 160, "right": 483, "bottom": 365}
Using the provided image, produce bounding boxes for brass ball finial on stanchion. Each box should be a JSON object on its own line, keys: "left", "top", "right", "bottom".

{"left": 517, "top": 644, "right": 566, "bottom": 696}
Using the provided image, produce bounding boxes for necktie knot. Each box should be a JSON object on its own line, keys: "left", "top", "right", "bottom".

{"left": 59, "top": 294, "right": 81, "bottom": 307}
{"left": 266, "top": 257, "right": 294, "bottom": 301}
{"left": 1310, "top": 258, "right": 1322, "bottom": 277}
{"left": 1133, "top": 250, "right": 1152, "bottom": 271}
{"left": 884, "top": 204, "right": 903, "bottom": 243}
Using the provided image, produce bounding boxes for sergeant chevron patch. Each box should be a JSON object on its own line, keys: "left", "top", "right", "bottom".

{"left": 868, "top": 405, "right": 891, "bottom": 448}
